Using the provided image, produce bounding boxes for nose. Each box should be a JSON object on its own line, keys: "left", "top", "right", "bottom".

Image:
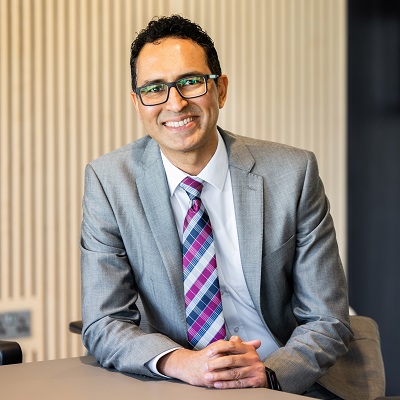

{"left": 165, "top": 87, "right": 188, "bottom": 112}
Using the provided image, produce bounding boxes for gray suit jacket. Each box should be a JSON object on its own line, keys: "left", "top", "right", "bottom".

{"left": 81, "top": 128, "right": 353, "bottom": 395}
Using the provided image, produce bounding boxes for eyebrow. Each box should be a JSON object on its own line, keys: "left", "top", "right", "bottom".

{"left": 140, "top": 71, "right": 207, "bottom": 86}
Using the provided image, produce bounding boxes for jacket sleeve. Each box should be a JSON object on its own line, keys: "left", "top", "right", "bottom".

{"left": 80, "top": 164, "right": 181, "bottom": 377}
{"left": 264, "top": 151, "right": 353, "bottom": 394}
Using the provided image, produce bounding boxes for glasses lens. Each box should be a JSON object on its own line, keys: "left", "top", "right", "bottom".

{"left": 138, "top": 76, "right": 208, "bottom": 105}
{"left": 177, "top": 76, "right": 206, "bottom": 98}
{"left": 140, "top": 83, "right": 168, "bottom": 105}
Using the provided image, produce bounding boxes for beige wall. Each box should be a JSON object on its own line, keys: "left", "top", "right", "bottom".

{"left": 0, "top": 0, "right": 346, "bottom": 362}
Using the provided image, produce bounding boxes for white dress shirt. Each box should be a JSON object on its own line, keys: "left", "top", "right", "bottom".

{"left": 146, "top": 132, "right": 278, "bottom": 375}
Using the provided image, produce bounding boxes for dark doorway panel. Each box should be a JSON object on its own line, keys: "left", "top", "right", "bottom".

{"left": 348, "top": 0, "right": 400, "bottom": 395}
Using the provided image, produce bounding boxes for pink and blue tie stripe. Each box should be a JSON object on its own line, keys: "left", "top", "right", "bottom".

{"left": 180, "top": 176, "right": 226, "bottom": 350}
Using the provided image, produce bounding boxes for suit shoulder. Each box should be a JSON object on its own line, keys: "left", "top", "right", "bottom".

{"left": 224, "top": 130, "right": 316, "bottom": 169}
{"left": 88, "top": 135, "right": 152, "bottom": 171}
{"left": 242, "top": 135, "right": 311, "bottom": 158}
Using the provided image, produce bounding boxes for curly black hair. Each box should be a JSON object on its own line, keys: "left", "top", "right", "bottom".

{"left": 130, "top": 15, "right": 222, "bottom": 90}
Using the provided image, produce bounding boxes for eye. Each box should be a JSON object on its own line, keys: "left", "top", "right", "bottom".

{"left": 179, "top": 76, "right": 203, "bottom": 87}
{"left": 141, "top": 84, "right": 166, "bottom": 95}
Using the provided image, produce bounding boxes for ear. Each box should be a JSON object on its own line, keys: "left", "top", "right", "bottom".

{"left": 131, "top": 92, "right": 143, "bottom": 123}
{"left": 217, "top": 75, "right": 229, "bottom": 109}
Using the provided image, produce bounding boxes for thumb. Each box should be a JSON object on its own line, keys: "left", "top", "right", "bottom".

{"left": 242, "top": 339, "right": 262, "bottom": 349}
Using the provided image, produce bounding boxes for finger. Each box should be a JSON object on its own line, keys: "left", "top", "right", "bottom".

{"left": 207, "top": 351, "right": 261, "bottom": 372}
{"left": 206, "top": 339, "right": 238, "bottom": 357}
{"left": 242, "top": 339, "right": 262, "bottom": 349}
{"left": 203, "top": 343, "right": 230, "bottom": 362}
{"left": 205, "top": 365, "right": 266, "bottom": 388}
{"left": 213, "top": 377, "right": 264, "bottom": 389}
{"left": 214, "top": 379, "right": 245, "bottom": 389}
{"left": 208, "top": 340, "right": 258, "bottom": 361}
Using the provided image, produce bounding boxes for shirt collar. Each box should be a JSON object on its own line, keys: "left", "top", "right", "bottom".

{"left": 161, "top": 132, "right": 229, "bottom": 196}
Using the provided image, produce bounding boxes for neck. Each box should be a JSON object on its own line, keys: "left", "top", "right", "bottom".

{"left": 161, "top": 134, "right": 218, "bottom": 176}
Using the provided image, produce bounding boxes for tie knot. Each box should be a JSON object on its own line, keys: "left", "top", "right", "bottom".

{"left": 180, "top": 176, "right": 203, "bottom": 200}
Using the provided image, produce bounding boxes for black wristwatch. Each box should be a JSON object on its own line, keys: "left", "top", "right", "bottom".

{"left": 265, "top": 367, "right": 282, "bottom": 391}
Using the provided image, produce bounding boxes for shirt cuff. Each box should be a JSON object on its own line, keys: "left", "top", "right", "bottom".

{"left": 145, "top": 347, "right": 182, "bottom": 378}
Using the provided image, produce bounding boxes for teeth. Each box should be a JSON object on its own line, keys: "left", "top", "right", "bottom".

{"left": 165, "top": 117, "right": 194, "bottom": 127}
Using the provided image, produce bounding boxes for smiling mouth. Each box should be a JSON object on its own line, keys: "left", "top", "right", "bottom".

{"left": 164, "top": 117, "right": 195, "bottom": 128}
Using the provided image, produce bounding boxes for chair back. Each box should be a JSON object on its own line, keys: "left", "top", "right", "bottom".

{"left": 319, "top": 315, "right": 385, "bottom": 400}
{"left": 0, "top": 340, "right": 23, "bottom": 365}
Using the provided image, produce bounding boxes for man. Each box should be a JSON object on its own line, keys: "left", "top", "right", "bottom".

{"left": 81, "top": 15, "right": 353, "bottom": 398}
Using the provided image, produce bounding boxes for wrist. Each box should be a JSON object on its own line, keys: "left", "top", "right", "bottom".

{"left": 157, "top": 348, "right": 189, "bottom": 378}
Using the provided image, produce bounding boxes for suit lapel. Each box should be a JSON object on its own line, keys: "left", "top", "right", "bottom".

{"left": 221, "top": 130, "right": 264, "bottom": 316}
{"left": 135, "top": 139, "right": 186, "bottom": 324}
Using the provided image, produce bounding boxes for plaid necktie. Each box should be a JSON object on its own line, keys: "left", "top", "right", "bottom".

{"left": 179, "top": 176, "right": 226, "bottom": 350}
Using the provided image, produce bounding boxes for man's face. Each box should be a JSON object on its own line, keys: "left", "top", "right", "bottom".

{"left": 132, "top": 37, "right": 228, "bottom": 167}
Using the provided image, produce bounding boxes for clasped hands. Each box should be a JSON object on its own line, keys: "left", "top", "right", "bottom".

{"left": 157, "top": 336, "right": 268, "bottom": 389}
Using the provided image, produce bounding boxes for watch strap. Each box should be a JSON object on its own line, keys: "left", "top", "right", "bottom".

{"left": 265, "top": 366, "right": 282, "bottom": 391}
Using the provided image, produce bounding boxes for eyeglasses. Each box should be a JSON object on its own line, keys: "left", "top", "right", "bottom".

{"left": 134, "top": 74, "right": 220, "bottom": 106}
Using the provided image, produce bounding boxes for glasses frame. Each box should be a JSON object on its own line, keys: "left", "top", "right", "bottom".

{"left": 134, "top": 74, "right": 220, "bottom": 106}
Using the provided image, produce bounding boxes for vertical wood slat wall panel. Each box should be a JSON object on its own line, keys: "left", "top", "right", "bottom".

{"left": 0, "top": 0, "right": 346, "bottom": 362}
